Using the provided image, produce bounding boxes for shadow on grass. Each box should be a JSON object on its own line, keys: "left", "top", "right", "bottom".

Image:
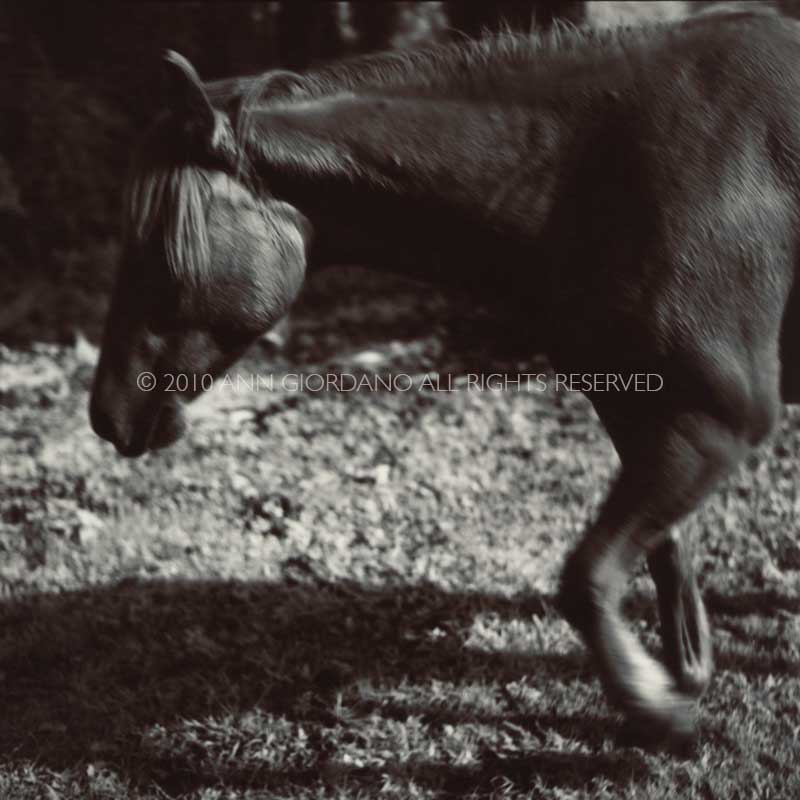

{"left": 0, "top": 576, "right": 648, "bottom": 794}
{"left": 705, "top": 588, "right": 800, "bottom": 617}
{"left": 151, "top": 751, "right": 651, "bottom": 798}
{"left": 2, "top": 575, "right": 795, "bottom": 793}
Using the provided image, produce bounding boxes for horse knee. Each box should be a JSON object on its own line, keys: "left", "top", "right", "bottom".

{"left": 557, "top": 541, "right": 621, "bottom": 636}
{"left": 715, "top": 373, "right": 779, "bottom": 448}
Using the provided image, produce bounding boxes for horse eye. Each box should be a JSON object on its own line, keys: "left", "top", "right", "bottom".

{"left": 210, "top": 321, "right": 256, "bottom": 352}
{"left": 137, "top": 281, "right": 182, "bottom": 333}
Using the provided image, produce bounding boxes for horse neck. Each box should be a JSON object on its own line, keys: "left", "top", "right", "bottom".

{"left": 241, "top": 89, "right": 585, "bottom": 285}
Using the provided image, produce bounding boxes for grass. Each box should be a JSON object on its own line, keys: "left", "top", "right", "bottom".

{"left": 1, "top": 268, "right": 799, "bottom": 799}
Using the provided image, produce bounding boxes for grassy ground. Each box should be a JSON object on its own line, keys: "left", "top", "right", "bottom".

{"left": 1, "top": 269, "right": 799, "bottom": 799}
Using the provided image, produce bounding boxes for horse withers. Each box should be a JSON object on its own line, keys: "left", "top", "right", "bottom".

{"left": 90, "top": 11, "right": 800, "bottom": 749}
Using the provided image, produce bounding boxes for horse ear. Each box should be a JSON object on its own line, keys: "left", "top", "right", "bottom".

{"left": 162, "top": 50, "right": 215, "bottom": 142}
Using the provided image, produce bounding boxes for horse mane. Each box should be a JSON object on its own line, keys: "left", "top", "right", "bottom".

{"left": 299, "top": 8, "right": 778, "bottom": 100}
{"left": 231, "top": 23, "right": 619, "bottom": 131}
{"left": 231, "top": 9, "right": 778, "bottom": 161}
{"left": 124, "top": 118, "right": 214, "bottom": 282}
{"left": 292, "top": 23, "right": 623, "bottom": 99}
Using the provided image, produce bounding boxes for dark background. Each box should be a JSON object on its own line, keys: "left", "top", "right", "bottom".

{"left": 0, "top": 0, "right": 796, "bottom": 344}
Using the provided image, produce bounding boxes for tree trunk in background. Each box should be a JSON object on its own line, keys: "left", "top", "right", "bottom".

{"left": 349, "top": 2, "right": 401, "bottom": 52}
{"left": 277, "top": 1, "right": 342, "bottom": 69}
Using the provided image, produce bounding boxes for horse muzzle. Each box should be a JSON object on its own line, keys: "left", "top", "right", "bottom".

{"left": 89, "top": 376, "right": 186, "bottom": 457}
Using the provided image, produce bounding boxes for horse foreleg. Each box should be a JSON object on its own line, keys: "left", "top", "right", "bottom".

{"left": 557, "top": 411, "right": 754, "bottom": 744}
{"left": 647, "top": 531, "right": 712, "bottom": 698}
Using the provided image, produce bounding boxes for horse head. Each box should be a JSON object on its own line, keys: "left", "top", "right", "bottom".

{"left": 90, "top": 52, "right": 311, "bottom": 456}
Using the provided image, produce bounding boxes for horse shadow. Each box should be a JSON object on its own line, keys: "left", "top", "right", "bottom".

{"left": 0, "top": 576, "right": 658, "bottom": 794}
{"left": 5, "top": 575, "right": 792, "bottom": 794}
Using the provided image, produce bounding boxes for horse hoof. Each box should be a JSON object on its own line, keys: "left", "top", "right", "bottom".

{"left": 617, "top": 711, "right": 699, "bottom": 757}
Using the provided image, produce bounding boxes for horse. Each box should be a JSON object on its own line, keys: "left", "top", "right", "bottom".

{"left": 90, "top": 10, "right": 800, "bottom": 749}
